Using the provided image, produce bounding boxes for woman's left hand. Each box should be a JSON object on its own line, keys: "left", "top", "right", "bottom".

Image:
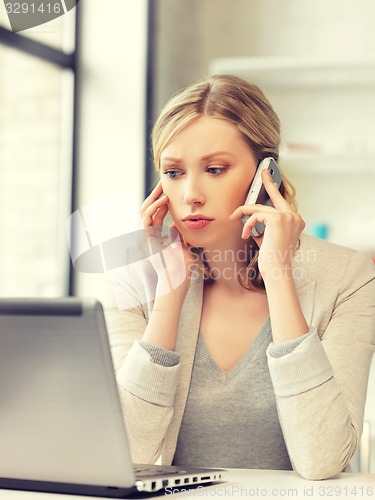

{"left": 229, "top": 169, "right": 305, "bottom": 277}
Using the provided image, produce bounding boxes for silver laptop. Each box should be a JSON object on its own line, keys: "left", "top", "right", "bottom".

{"left": 0, "top": 298, "right": 226, "bottom": 497}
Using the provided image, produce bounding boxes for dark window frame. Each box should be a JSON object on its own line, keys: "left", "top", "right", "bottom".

{"left": 0, "top": 10, "right": 79, "bottom": 295}
{"left": 145, "top": 0, "right": 155, "bottom": 198}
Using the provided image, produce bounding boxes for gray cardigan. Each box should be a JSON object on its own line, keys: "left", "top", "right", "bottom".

{"left": 104, "top": 234, "right": 375, "bottom": 480}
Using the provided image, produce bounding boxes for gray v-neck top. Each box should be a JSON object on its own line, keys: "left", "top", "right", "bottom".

{"left": 172, "top": 319, "right": 292, "bottom": 470}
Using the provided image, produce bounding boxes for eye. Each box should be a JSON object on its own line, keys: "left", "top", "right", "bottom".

{"left": 206, "top": 166, "right": 226, "bottom": 175}
{"left": 164, "top": 170, "right": 183, "bottom": 179}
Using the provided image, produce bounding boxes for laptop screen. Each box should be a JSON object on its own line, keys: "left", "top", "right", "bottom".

{"left": 0, "top": 298, "right": 135, "bottom": 489}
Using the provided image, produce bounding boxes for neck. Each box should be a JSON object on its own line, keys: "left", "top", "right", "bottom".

{"left": 201, "top": 236, "right": 256, "bottom": 292}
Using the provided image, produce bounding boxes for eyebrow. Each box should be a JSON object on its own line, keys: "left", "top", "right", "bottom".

{"left": 201, "top": 152, "right": 236, "bottom": 161}
{"left": 160, "top": 157, "right": 182, "bottom": 165}
{"left": 160, "top": 152, "right": 236, "bottom": 164}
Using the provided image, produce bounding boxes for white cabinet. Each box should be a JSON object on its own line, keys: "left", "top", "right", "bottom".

{"left": 209, "top": 56, "right": 375, "bottom": 252}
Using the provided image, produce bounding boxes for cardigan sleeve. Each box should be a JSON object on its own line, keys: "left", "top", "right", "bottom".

{"left": 266, "top": 250, "right": 375, "bottom": 480}
{"left": 103, "top": 269, "right": 180, "bottom": 464}
{"left": 138, "top": 339, "right": 181, "bottom": 367}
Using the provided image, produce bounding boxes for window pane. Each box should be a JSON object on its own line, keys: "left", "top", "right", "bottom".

{"left": 0, "top": 44, "right": 73, "bottom": 296}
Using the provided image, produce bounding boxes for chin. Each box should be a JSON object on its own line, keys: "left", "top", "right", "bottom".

{"left": 184, "top": 233, "right": 224, "bottom": 251}
{"left": 175, "top": 230, "right": 203, "bottom": 248}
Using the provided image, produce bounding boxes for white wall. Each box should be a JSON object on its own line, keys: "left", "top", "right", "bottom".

{"left": 73, "top": 0, "right": 148, "bottom": 301}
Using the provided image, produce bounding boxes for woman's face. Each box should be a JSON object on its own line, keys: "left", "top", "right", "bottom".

{"left": 160, "top": 116, "right": 258, "bottom": 249}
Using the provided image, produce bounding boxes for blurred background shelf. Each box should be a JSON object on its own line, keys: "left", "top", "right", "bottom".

{"left": 209, "top": 56, "right": 375, "bottom": 88}
{"left": 279, "top": 152, "right": 375, "bottom": 173}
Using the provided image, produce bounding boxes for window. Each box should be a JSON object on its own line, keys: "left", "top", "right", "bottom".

{"left": 0, "top": 4, "right": 77, "bottom": 296}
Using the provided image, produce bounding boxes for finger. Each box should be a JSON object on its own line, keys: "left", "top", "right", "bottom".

{"left": 152, "top": 202, "right": 169, "bottom": 227}
{"left": 142, "top": 195, "right": 169, "bottom": 226}
{"left": 241, "top": 212, "right": 267, "bottom": 240}
{"left": 140, "top": 181, "right": 163, "bottom": 214}
{"left": 229, "top": 203, "right": 276, "bottom": 221}
{"left": 261, "top": 169, "right": 291, "bottom": 211}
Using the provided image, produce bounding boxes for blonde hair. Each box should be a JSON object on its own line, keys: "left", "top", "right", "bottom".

{"left": 151, "top": 74, "right": 297, "bottom": 290}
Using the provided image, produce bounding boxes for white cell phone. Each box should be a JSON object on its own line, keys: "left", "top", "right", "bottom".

{"left": 241, "top": 157, "right": 282, "bottom": 237}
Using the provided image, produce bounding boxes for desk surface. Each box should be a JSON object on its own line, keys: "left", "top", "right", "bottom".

{"left": 0, "top": 470, "right": 374, "bottom": 499}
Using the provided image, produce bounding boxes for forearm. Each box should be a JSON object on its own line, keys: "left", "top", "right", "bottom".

{"left": 267, "top": 295, "right": 374, "bottom": 479}
{"left": 267, "top": 330, "right": 359, "bottom": 479}
{"left": 116, "top": 339, "right": 180, "bottom": 463}
{"left": 118, "top": 385, "right": 175, "bottom": 464}
{"left": 142, "top": 289, "right": 186, "bottom": 351}
{"left": 263, "top": 267, "right": 309, "bottom": 343}
{"left": 276, "top": 377, "right": 357, "bottom": 479}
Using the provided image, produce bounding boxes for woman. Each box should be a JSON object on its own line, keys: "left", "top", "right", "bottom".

{"left": 105, "top": 75, "right": 375, "bottom": 480}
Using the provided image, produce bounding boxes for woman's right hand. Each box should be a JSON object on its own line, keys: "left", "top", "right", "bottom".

{"left": 140, "top": 181, "right": 195, "bottom": 300}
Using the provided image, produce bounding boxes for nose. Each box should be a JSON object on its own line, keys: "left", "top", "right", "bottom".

{"left": 183, "top": 177, "right": 206, "bottom": 206}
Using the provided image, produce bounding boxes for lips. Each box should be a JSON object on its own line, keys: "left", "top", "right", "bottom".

{"left": 182, "top": 215, "right": 213, "bottom": 230}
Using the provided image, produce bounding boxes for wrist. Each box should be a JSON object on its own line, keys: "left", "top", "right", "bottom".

{"left": 260, "top": 262, "right": 293, "bottom": 285}
{"left": 146, "top": 290, "right": 186, "bottom": 351}
{"left": 155, "top": 282, "right": 189, "bottom": 306}
{"left": 263, "top": 272, "right": 309, "bottom": 343}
